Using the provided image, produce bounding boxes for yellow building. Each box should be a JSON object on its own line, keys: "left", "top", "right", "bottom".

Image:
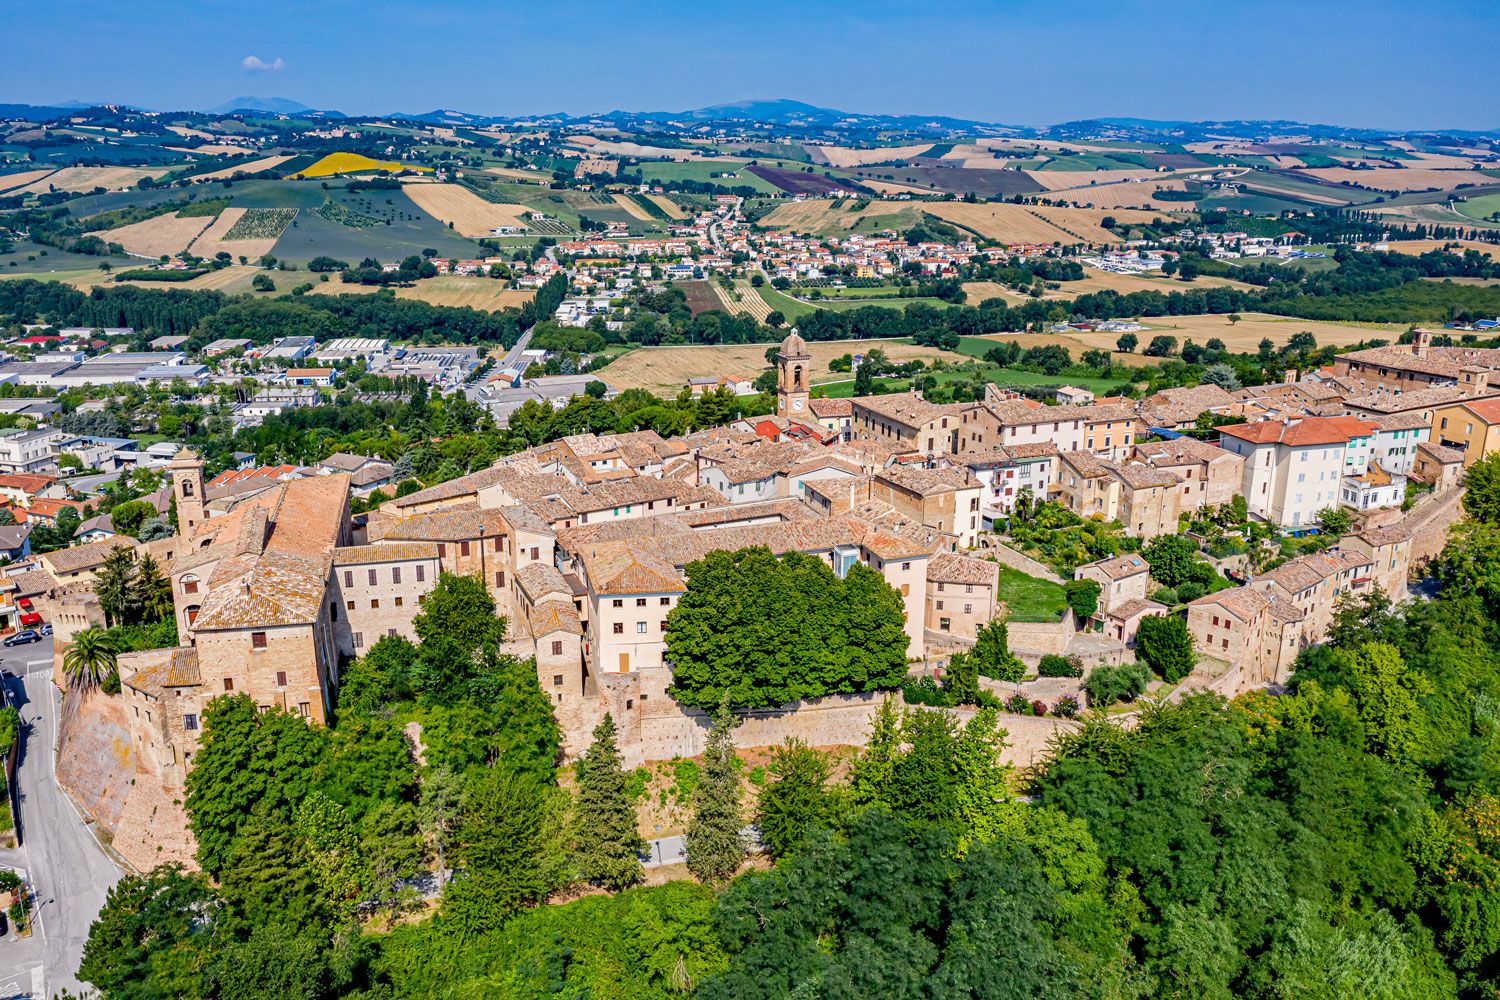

{"left": 1430, "top": 397, "right": 1500, "bottom": 467}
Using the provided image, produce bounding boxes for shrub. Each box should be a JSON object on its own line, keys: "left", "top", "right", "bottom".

{"left": 902, "top": 674, "right": 951, "bottom": 707}
{"left": 1152, "top": 586, "right": 1179, "bottom": 606}
{"left": 1053, "top": 694, "right": 1080, "bottom": 719}
{"left": 1064, "top": 578, "right": 1101, "bottom": 619}
{"left": 1135, "top": 615, "right": 1197, "bottom": 683}
{"left": 1037, "top": 653, "right": 1084, "bottom": 678}
{"left": 1175, "top": 581, "right": 1205, "bottom": 603}
{"left": 1031, "top": 699, "right": 1049, "bottom": 717}
{"left": 1084, "top": 663, "right": 1152, "bottom": 707}
{"left": 1004, "top": 693, "right": 1034, "bottom": 716}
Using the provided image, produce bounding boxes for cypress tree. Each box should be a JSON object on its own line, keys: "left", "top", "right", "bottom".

{"left": 573, "top": 714, "right": 644, "bottom": 890}
{"left": 686, "top": 704, "right": 745, "bottom": 882}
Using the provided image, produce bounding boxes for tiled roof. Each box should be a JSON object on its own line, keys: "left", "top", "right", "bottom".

{"left": 1355, "top": 523, "right": 1413, "bottom": 547}
{"left": 927, "top": 552, "right": 998, "bottom": 586}
{"left": 334, "top": 541, "right": 439, "bottom": 564}
{"left": 583, "top": 546, "right": 686, "bottom": 596}
{"left": 122, "top": 646, "right": 202, "bottom": 697}
{"left": 516, "top": 562, "right": 571, "bottom": 600}
{"left": 1080, "top": 554, "right": 1148, "bottom": 580}
{"left": 1218, "top": 416, "right": 1378, "bottom": 447}
{"left": 1104, "top": 597, "right": 1164, "bottom": 621}
{"left": 1343, "top": 385, "right": 1468, "bottom": 414}
{"left": 1416, "top": 440, "right": 1464, "bottom": 463}
{"left": 372, "top": 507, "right": 509, "bottom": 542}
{"left": 809, "top": 397, "right": 852, "bottom": 418}
{"left": 1459, "top": 397, "right": 1500, "bottom": 423}
{"left": 0, "top": 473, "right": 56, "bottom": 494}
{"left": 876, "top": 464, "right": 978, "bottom": 496}
{"left": 1190, "top": 586, "right": 1271, "bottom": 621}
{"left": 386, "top": 465, "right": 512, "bottom": 509}
{"left": 853, "top": 393, "right": 972, "bottom": 428}
{"left": 530, "top": 597, "right": 582, "bottom": 636}
{"left": 41, "top": 537, "right": 135, "bottom": 574}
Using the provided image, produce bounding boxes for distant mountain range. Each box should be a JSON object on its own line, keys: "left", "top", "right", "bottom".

{"left": 3, "top": 95, "right": 1496, "bottom": 140}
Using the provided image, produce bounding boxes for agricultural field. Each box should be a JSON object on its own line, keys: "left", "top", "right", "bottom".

{"left": 1047, "top": 268, "right": 1258, "bottom": 298}
{"left": 1382, "top": 238, "right": 1500, "bottom": 259}
{"left": 646, "top": 194, "right": 688, "bottom": 219}
{"left": 116, "top": 264, "right": 262, "bottom": 294}
{"left": 1025, "top": 169, "right": 1162, "bottom": 191}
{"left": 0, "top": 168, "right": 59, "bottom": 194}
{"left": 1299, "top": 166, "right": 1497, "bottom": 192}
{"left": 610, "top": 193, "right": 656, "bottom": 222}
{"left": 1038, "top": 179, "right": 1194, "bottom": 210}
{"left": 269, "top": 188, "right": 481, "bottom": 264}
{"left": 191, "top": 207, "right": 294, "bottom": 259}
{"left": 400, "top": 183, "right": 530, "bottom": 237}
{"left": 594, "top": 338, "right": 952, "bottom": 395}
{"left": 3, "top": 165, "right": 174, "bottom": 196}
{"left": 922, "top": 202, "right": 1162, "bottom": 244}
{"left": 677, "top": 281, "right": 723, "bottom": 316}
{"left": 981, "top": 312, "right": 1402, "bottom": 357}
{"left": 807, "top": 144, "right": 935, "bottom": 168}
{"left": 397, "top": 276, "right": 533, "bottom": 311}
{"left": 483, "top": 166, "right": 548, "bottom": 185}
{"left": 632, "top": 160, "right": 783, "bottom": 195}
{"left": 294, "top": 152, "right": 432, "bottom": 178}
{"left": 90, "top": 211, "right": 214, "bottom": 258}
{"left": 707, "top": 279, "right": 774, "bottom": 321}
{"left": 759, "top": 198, "right": 922, "bottom": 235}
{"left": 1454, "top": 193, "right": 1500, "bottom": 224}
{"left": 842, "top": 164, "right": 1043, "bottom": 197}
{"left": 190, "top": 155, "right": 293, "bottom": 182}
{"left": 745, "top": 164, "right": 868, "bottom": 195}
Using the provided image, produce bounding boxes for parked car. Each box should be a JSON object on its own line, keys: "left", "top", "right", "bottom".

{"left": 39, "top": 623, "right": 52, "bottom": 636}
{"left": 3, "top": 630, "right": 40, "bottom": 647}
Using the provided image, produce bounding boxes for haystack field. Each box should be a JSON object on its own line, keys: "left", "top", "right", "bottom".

{"left": 402, "top": 183, "right": 529, "bottom": 236}
{"left": 1300, "top": 167, "right": 1497, "bottom": 192}
{"left": 0, "top": 169, "right": 59, "bottom": 194}
{"left": 809, "top": 144, "right": 934, "bottom": 168}
{"left": 923, "top": 203, "right": 1159, "bottom": 244}
{"left": 647, "top": 194, "right": 687, "bottom": 219}
{"left": 611, "top": 194, "right": 655, "bottom": 222}
{"left": 8, "top": 165, "right": 170, "bottom": 195}
{"left": 193, "top": 155, "right": 293, "bottom": 182}
{"left": 189, "top": 207, "right": 287, "bottom": 260}
{"left": 596, "top": 338, "right": 951, "bottom": 394}
{"left": 92, "top": 212, "right": 214, "bottom": 258}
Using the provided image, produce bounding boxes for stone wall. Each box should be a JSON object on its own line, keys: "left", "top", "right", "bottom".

{"left": 974, "top": 539, "right": 1066, "bottom": 583}
{"left": 1402, "top": 488, "right": 1465, "bottom": 571}
{"left": 1005, "top": 611, "right": 1075, "bottom": 655}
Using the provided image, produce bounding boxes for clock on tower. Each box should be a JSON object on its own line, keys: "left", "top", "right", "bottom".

{"left": 776, "top": 329, "right": 811, "bottom": 419}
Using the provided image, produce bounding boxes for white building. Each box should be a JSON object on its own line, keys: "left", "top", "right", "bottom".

{"left": 1218, "top": 416, "right": 1387, "bottom": 529}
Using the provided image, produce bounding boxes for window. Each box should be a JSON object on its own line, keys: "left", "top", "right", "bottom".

{"left": 437, "top": 543, "right": 446, "bottom": 558}
{"left": 936, "top": 600, "right": 944, "bottom": 610}
{"left": 183, "top": 714, "right": 198, "bottom": 731}
{"left": 939, "top": 617, "right": 951, "bottom": 631}
{"left": 494, "top": 536, "right": 503, "bottom": 552}
{"left": 964, "top": 604, "right": 973, "bottom": 615}
{"left": 902, "top": 561, "right": 911, "bottom": 571}
{"left": 394, "top": 596, "right": 403, "bottom": 608}
{"left": 460, "top": 540, "right": 471, "bottom": 557}
{"left": 346, "top": 601, "right": 355, "bottom": 611}
{"left": 251, "top": 631, "right": 267, "bottom": 649}
{"left": 965, "top": 584, "right": 973, "bottom": 594}
{"left": 276, "top": 671, "right": 287, "bottom": 687}
{"left": 636, "top": 598, "right": 647, "bottom": 607}
{"left": 660, "top": 620, "right": 668, "bottom": 630}
{"left": 354, "top": 632, "right": 364, "bottom": 649}
{"left": 297, "top": 703, "right": 310, "bottom": 718}
{"left": 415, "top": 565, "right": 425, "bottom": 583}
{"left": 495, "top": 572, "right": 504, "bottom": 587}
{"left": 552, "top": 673, "right": 564, "bottom": 686}
{"left": 612, "top": 599, "right": 623, "bottom": 608}
{"left": 388, "top": 628, "right": 397, "bottom": 637}
{"left": 368, "top": 568, "right": 377, "bottom": 586}
{"left": 530, "top": 547, "right": 539, "bottom": 560}
{"left": 901, "top": 583, "right": 910, "bottom": 597}
{"left": 660, "top": 597, "right": 671, "bottom": 606}
{"left": 223, "top": 678, "right": 234, "bottom": 692}
{"left": 183, "top": 579, "right": 198, "bottom": 595}
{"left": 612, "top": 622, "right": 624, "bottom": 634}
{"left": 370, "top": 599, "right": 379, "bottom": 609}
{"left": 551, "top": 641, "right": 563, "bottom": 656}
{"left": 392, "top": 567, "right": 401, "bottom": 585}
{"left": 636, "top": 622, "right": 647, "bottom": 634}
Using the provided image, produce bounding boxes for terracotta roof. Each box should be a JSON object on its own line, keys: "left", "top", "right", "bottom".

{"left": 1416, "top": 440, "right": 1464, "bottom": 464}
{"left": 1371, "top": 411, "right": 1430, "bottom": 431}
{"left": 809, "top": 397, "right": 853, "bottom": 418}
{"left": 852, "top": 393, "right": 972, "bottom": 428}
{"left": 875, "top": 464, "right": 978, "bottom": 496}
{"left": 1104, "top": 597, "right": 1164, "bottom": 621}
{"left": 40, "top": 537, "right": 136, "bottom": 575}
{"left": 1190, "top": 586, "right": 1271, "bottom": 621}
{"left": 1218, "top": 416, "right": 1378, "bottom": 447}
{"left": 583, "top": 546, "right": 686, "bottom": 596}
{"left": 530, "top": 597, "right": 582, "bottom": 636}
{"left": 121, "top": 646, "right": 202, "bottom": 697}
{"left": 333, "top": 542, "right": 439, "bottom": 564}
{"left": 1355, "top": 523, "right": 1413, "bottom": 547}
{"left": 1343, "top": 385, "right": 1468, "bottom": 414}
{"left": 927, "top": 552, "right": 998, "bottom": 586}
{"left": 371, "top": 507, "right": 509, "bottom": 542}
{"left": 1458, "top": 397, "right": 1500, "bottom": 424}
{"left": 516, "top": 562, "right": 571, "bottom": 600}
{"left": 0, "top": 473, "right": 56, "bottom": 495}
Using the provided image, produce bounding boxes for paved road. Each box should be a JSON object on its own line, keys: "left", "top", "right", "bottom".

{"left": 0, "top": 640, "right": 123, "bottom": 999}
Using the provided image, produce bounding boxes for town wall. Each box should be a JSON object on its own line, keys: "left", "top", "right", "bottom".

{"left": 973, "top": 539, "right": 1065, "bottom": 583}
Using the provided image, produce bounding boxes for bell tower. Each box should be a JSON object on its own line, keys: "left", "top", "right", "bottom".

{"left": 169, "top": 448, "right": 206, "bottom": 539}
{"left": 776, "top": 329, "right": 810, "bottom": 418}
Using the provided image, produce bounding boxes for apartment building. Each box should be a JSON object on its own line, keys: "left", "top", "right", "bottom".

{"left": 925, "top": 552, "right": 998, "bottom": 638}
{"left": 867, "top": 465, "right": 984, "bottom": 550}
{"left": 851, "top": 393, "right": 974, "bottom": 456}
{"left": 1217, "top": 416, "right": 1382, "bottom": 528}
{"left": 1430, "top": 397, "right": 1500, "bottom": 467}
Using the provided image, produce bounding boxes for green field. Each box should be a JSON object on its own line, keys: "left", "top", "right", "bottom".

{"left": 995, "top": 566, "right": 1068, "bottom": 622}
{"left": 754, "top": 284, "right": 817, "bottom": 319}
{"left": 1455, "top": 193, "right": 1500, "bottom": 223}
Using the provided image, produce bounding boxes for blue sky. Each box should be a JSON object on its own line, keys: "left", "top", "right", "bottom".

{"left": 4, "top": 0, "right": 1498, "bottom": 130}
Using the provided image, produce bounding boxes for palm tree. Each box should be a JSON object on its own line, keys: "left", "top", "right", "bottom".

{"left": 63, "top": 628, "right": 119, "bottom": 695}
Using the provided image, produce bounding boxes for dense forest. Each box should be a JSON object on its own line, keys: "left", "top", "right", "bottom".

{"left": 68, "top": 472, "right": 1500, "bottom": 999}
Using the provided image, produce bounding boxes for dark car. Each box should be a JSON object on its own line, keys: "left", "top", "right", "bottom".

{"left": 39, "top": 623, "right": 52, "bottom": 636}
{"left": 3, "top": 630, "right": 40, "bottom": 647}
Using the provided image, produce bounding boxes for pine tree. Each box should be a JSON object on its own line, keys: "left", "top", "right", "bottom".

{"left": 573, "top": 714, "right": 644, "bottom": 890}
{"left": 686, "top": 704, "right": 745, "bottom": 882}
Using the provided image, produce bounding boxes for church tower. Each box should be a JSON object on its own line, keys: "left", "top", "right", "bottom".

{"left": 776, "top": 329, "right": 810, "bottom": 418}
{"left": 169, "top": 448, "right": 206, "bottom": 539}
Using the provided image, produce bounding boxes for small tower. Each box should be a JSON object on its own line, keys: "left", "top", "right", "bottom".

{"left": 168, "top": 448, "right": 206, "bottom": 539}
{"left": 776, "top": 329, "right": 810, "bottom": 418}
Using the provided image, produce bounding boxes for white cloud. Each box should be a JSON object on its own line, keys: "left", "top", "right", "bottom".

{"left": 241, "top": 55, "right": 285, "bottom": 73}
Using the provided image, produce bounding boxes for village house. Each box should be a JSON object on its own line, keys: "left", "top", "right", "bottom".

{"left": 925, "top": 552, "right": 998, "bottom": 639}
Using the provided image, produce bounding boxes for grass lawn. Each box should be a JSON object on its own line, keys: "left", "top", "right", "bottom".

{"left": 996, "top": 565, "right": 1069, "bottom": 623}
{"left": 814, "top": 377, "right": 910, "bottom": 397}
{"left": 755, "top": 284, "right": 818, "bottom": 320}
{"left": 815, "top": 295, "right": 956, "bottom": 312}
